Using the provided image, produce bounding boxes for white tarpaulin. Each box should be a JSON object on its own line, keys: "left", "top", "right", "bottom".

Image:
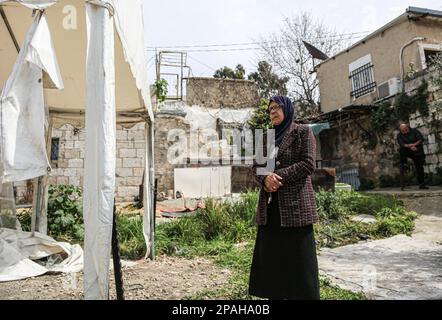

{"left": 83, "top": 2, "right": 116, "bottom": 300}
{"left": 110, "top": 0, "right": 153, "bottom": 121}
{"left": 0, "top": 0, "right": 57, "bottom": 9}
{"left": 0, "top": 228, "right": 83, "bottom": 282}
{"left": 0, "top": 12, "right": 63, "bottom": 183}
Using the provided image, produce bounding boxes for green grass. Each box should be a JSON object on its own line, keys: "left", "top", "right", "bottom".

{"left": 315, "top": 190, "right": 418, "bottom": 248}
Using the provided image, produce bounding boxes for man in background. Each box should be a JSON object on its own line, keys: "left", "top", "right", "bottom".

{"left": 397, "top": 123, "right": 428, "bottom": 190}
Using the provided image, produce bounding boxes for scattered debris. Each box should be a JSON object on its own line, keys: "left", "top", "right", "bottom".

{"left": 350, "top": 214, "right": 378, "bottom": 224}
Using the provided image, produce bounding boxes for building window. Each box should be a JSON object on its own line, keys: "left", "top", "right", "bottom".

{"left": 419, "top": 43, "right": 442, "bottom": 70}
{"left": 425, "top": 49, "right": 441, "bottom": 67}
{"left": 51, "top": 138, "right": 60, "bottom": 161}
{"left": 349, "top": 54, "right": 376, "bottom": 99}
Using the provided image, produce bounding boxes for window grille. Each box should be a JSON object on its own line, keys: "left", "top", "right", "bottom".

{"left": 349, "top": 63, "right": 376, "bottom": 98}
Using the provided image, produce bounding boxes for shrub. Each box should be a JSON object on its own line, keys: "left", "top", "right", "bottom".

{"left": 359, "top": 179, "right": 375, "bottom": 191}
{"left": 375, "top": 207, "right": 418, "bottom": 237}
{"left": 47, "top": 185, "right": 84, "bottom": 243}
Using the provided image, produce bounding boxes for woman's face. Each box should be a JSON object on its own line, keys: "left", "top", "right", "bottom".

{"left": 268, "top": 101, "right": 285, "bottom": 126}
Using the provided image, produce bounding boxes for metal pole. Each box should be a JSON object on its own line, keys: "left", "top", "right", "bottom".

{"left": 0, "top": 7, "right": 20, "bottom": 53}
{"left": 155, "top": 49, "right": 160, "bottom": 82}
{"left": 147, "top": 121, "right": 156, "bottom": 261}
{"left": 180, "top": 52, "right": 184, "bottom": 100}
{"left": 111, "top": 201, "right": 124, "bottom": 300}
{"left": 151, "top": 178, "right": 157, "bottom": 261}
{"left": 31, "top": 177, "right": 42, "bottom": 236}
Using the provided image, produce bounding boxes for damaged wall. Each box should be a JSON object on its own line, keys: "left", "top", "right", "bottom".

{"left": 186, "top": 77, "right": 260, "bottom": 109}
{"left": 154, "top": 112, "right": 191, "bottom": 195}
{"left": 154, "top": 77, "right": 260, "bottom": 196}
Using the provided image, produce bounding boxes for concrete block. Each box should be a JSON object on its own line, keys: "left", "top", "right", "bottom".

{"left": 69, "top": 176, "right": 80, "bottom": 186}
{"left": 74, "top": 141, "right": 85, "bottom": 149}
{"left": 119, "top": 148, "right": 136, "bottom": 158}
{"left": 126, "top": 177, "right": 142, "bottom": 186}
{"left": 116, "top": 130, "right": 128, "bottom": 141}
{"left": 133, "top": 168, "right": 145, "bottom": 177}
{"left": 63, "top": 168, "right": 77, "bottom": 177}
{"left": 68, "top": 159, "right": 84, "bottom": 168}
{"left": 123, "top": 158, "right": 142, "bottom": 168}
{"left": 136, "top": 149, "right": 145, "bottom": 158}
{"left": 116, "top": 168, "right": 132, "bottom": 177}
{"left": 56, "top": 176, "right": 69, "bottom": 185}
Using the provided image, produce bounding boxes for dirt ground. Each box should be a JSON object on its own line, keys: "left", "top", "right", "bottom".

{"left": 0, "top": 256, "right": 231, "bottom": 300}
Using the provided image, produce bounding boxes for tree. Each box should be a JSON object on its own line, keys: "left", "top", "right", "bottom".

{"left": 213, "top": 64, "right": 245, "bottom": 79}
{"left": 154, "top": 78, "right": 168, "bottom": 103}
{"left": 429, "top": 52, "right": 442, "bottom": 88}
{"left": 247, "top": 98, "right": 272, "bottom": 131}
{"left": 259, "top": 12, "right": 349, "bottom": 117}
{"left": 248, "top": 61, "right": 289, "bottom": 99}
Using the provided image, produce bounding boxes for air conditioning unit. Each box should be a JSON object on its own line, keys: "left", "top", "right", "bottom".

{"left": 378, "top": 77, "right": 402, "bottom": 99}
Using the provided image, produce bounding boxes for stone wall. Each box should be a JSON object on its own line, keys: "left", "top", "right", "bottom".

{"left": 186, "top": 77, "right": 260, "bottom": 109}
{"left": 154, "top": 114, "right": 191, "bottom": 195}
{"left": 319, "top": 72, "right": 442, "bottom": 187}
{"left": 14, "top": 123, "right": 146, "bottom": 204}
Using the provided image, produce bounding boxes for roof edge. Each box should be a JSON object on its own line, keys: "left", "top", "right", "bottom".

{"left": 317, "top": 6, "right": 442, "bottom": 68}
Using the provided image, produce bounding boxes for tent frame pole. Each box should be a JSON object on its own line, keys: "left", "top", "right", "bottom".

{"left": 111, "top": 201, "right": 124, "bottom": 300}
{"left": 0, "top": 7, "right": 20, "bottom": 53}
{"left": 31, "top": 116, "right": 53, "bottom": 235}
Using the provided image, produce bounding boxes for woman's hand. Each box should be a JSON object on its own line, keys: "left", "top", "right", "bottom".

{"left": 264, "top": 174, "right": 283, "bottom": 193}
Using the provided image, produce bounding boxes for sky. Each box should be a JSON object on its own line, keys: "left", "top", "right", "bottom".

{"left": 143, "top": 0, "right": 442, "bottom": 83}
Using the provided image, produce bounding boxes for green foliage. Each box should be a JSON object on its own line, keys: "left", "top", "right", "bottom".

{"left": 369, "top": 102, "right": 393, "bottom": 133}
{"left": 379, "top": 175, "right": 401, "bottom": 188}
{"left": 429, "top": 52, "right": 442, "bottom": 88}
{"left": 154, "top": 78, "right": 168, "bottom": 103}
{"left": 427, "top": 167, "right": 442, "bottom": 186}
{"left": 314, "top": 190, "right": 416, "bottom": 248}
{"left": 156, "top": 190, "right": 258, "bottom": 259}
{"left": 375, "top": 207, "right": 417, "bottom": 237}
{"left": 394, "top": 81, "right": 429, "bottom": 120}
{"left": 248, "top": 61, "right": 289, "bottom": 99}
{"left": 213, "top": 64, "right": 245, "bottom": 80}
{"left": 47, "top": 185, "right": 84, "bottom": 243}
{"left": 17, "top": 210, "right": 32, "bottom": 232}
{"left": 247, "top": 98, "right": 272, "bottom": 131}
{"left": 368, "top": 81, "right": 430, "bottom": 148}
{"left": 319, "top": 277, "right": 366, "bottom": 300}
{"left": 116, "top": 215, "right": 146, "bottom": 260}
{"left": 359, "top": 178, "right": 376, "bottom": 191}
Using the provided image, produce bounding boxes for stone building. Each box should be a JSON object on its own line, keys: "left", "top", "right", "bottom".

{"left": 314, "top": 6, "right": 442, "bottom": 188}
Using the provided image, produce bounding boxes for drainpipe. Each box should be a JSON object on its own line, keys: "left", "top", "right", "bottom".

{"left": 400, "top": 37, "right": 425, "bottom": 92}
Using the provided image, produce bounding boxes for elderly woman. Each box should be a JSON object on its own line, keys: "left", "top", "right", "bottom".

{"left": 249, "top": 96, "right": 320, "bottom": 300}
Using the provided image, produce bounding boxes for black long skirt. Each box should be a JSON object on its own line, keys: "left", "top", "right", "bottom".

{"left": 248, "top": 193, "right": 320, "bottom": 300}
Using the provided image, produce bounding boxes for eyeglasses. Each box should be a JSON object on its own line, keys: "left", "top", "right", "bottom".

{"left": 267, "top": 104, "right": 282, "bottom": 114}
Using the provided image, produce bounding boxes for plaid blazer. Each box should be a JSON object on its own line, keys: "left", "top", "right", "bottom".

{"left": 253, "top": 122, "right": 319, "bottom": 227}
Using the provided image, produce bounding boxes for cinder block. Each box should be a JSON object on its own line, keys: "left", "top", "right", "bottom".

{"left": 68, "top": 159, "right": 84, "bottom": 168}
{"left": 123, "top": 158, "right": 142, "bottom": 168}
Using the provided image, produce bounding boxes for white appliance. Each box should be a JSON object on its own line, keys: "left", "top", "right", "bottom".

{"left": 378, "top": 77, "right": 402, "bottom": 99}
